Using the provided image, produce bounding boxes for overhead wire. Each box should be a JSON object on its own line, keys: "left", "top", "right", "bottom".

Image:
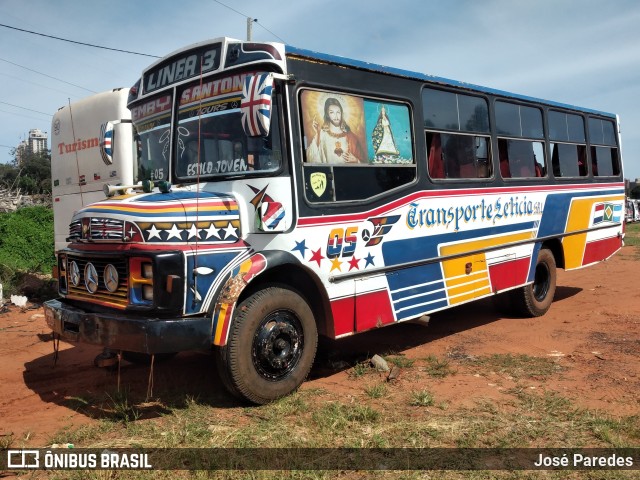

{"left": 0, "top": 57, "right": 96, "bottom": 93}
{"left": 0, "top": 12, "right": 287, "bottom": 153}
{"left": 0, "top": 108, "right": 50, "bottom": 122}
{"left": 0, "top": 23, "right": 161, "bottom": 58}
{"left": 0, "top": 100, "right": 50, "bottom": 117}
{"left": 0, "top": 72, "right": 80, "bottom": 98}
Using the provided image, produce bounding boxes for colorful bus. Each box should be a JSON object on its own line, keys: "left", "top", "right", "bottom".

{"left": 44, "top": 37, "right": 625, "bottom": 404}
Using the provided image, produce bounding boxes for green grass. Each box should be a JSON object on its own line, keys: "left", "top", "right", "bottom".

{"left": 409, "top": 389, "right": 435, "bottom": 407}
{"left": 625, "top": 222, "right": 640, "bottom": 247}
{"left": 364, "top": 383, "right": 387, "bottom": 399}
{"left": 422, "top": 355, "right": 456, "bottom": 378}
{"left": 34, "top": 384, "right": 640, "bottom": 479}
{"left": 384, "top": 354, "right": 415, "bottom": 368}
{"left": 466, "top": 353, "right": 563, "bottom": 381}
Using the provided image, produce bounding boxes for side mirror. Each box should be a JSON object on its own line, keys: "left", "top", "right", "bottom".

{"left": 99, "top": 121, "right": 115, "bottom": 165}
{"left": 240, "top": 73, "right": 273, "bottom": 137}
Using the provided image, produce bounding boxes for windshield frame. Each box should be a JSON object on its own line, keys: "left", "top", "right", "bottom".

{"left": 173, "top": 73, "right": 284, "bottom": 184}
{"left": 129, "top": 72, "right": 285, "bottom": 185}
{"left": 130, "top": 93, "right": 173, "bottom": 183}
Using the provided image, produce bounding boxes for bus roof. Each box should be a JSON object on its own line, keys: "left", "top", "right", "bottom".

{"left": 285, "top": 45, "right": 616, "bottom": 119}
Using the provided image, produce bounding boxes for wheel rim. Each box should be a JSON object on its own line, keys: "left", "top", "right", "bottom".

{"left": 533, "top": 262, "right": 550, "bottom": 302}
{"left": 251, "top": 309, "right": 304, "bottom": 381}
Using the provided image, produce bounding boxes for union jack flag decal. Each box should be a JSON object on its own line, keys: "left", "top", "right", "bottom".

{"left": 241, "top": 73, "right": 273, "bottom": 137}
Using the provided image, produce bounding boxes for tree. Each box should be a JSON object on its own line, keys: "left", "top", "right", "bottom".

{"left": 1, "top": 149, "right": 51, "bottom": 195}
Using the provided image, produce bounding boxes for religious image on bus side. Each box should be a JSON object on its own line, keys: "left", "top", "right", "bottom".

{"left": 364, "top": 102, "right": 413, "bottom": 164}
{"left": 301, "top": 90, "right": 413, "bottom": 165}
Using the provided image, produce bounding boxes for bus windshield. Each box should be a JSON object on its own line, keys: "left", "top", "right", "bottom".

{"left": 131, "top": 93, "right": 172, "bottom": 183}
{"left": 174, "top": 106, "right": 282, "bottom": 180}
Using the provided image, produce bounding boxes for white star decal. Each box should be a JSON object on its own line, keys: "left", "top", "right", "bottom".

{"left": 146, "top": 224, "right": 162, "bottom": 240}
{"left": 165, "top": 224, "right": 183, "bottom": 240}
{"left": 203, "top": 223, "right": 221, "bottom": 239}
{"left": 187, "top": 224, "right": 200, "bottom": 240}
{"left": 221, "top": 222, "right": 238, "bottom": 240}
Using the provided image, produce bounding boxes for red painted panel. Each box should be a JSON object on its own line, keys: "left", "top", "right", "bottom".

{"left": 583, "top": 236, "right": 621, "bottom": 265}
{"left": 355, "top": 290, "right": 395, "bottom": 332}
{"left": 489, "top": 258, "right": 530, "bottom": 292}
{"left": 330, "top": 297, "right": 355, "bottom": 337}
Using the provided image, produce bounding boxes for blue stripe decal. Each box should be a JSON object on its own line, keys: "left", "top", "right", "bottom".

{"left": 393, "top": 286, "right": 447, "bottom": 311}
{"left": 134, "top": 192, "right": 235, "bottom": 202}
{"left": 382, "top": 222, "right": 536, "bottom": 267}
{"left": 382, "top": 222, "right": 534, "bottom": 321}
{"left": 185, "top": 251, "right": 241, "bottom": 314}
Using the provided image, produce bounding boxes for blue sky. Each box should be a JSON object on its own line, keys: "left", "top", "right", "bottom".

{"left": 1, "top": 0, "right": 639, "bottom": 179}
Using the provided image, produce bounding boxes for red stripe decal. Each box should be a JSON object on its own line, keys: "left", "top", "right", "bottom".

{"left": 488, "top": 258, "right": 530, "bottom": 292}
{"left": 583, "top": 237, "right": 622, "bottom": 265}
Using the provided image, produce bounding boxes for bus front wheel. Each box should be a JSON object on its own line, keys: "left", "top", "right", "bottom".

{"left": 513, "top": 248, "right": 557, "bottom": 317}
{"left": 214, "top": 285, "right": 318, "bottom": 405}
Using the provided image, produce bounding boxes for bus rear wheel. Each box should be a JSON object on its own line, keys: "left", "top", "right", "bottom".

{"left": 513, "top": 248, "right": 557, "bottom": 317}
{"left": 214, "top": 285, "right": 318, "bottom": 405}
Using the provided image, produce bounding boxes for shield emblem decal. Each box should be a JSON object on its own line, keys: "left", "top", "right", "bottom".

{"left": 310, "top": 172, "right": 327, "bottom": 197}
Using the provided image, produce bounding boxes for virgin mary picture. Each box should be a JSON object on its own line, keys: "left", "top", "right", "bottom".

{"left": 372, "top": 105, "right": 399, "bottom": 158}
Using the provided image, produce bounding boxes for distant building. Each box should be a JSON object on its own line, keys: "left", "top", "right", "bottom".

{"left": 15, "top": 128, "right": 48, "bottom": 164}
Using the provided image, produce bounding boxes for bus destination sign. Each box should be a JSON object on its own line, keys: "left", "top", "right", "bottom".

{"left": 144, "top": 44, "right": 222, "bottom": 94}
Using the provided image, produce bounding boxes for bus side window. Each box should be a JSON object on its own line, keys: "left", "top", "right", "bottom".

{"left": 428, "top": 132, "right": 491, "bottom": 179}
{"left": 498, "top": 139, "right": 511, "bottom": 178}
{"left": 500, "top": 139, "right": 544, "bottom": 179}
{"left": 426, "top": 132, "right": 444, "bottom": 179}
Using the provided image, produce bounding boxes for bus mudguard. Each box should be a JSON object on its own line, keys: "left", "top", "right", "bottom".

{"left": 211, "top": 250, "right": 330, "bottom": 346}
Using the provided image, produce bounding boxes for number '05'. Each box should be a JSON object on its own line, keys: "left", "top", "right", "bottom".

{"left": 326, "top": 226, "right": 358, "bottom": 259}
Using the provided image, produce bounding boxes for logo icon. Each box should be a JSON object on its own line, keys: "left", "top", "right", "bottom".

{"left": 310, "top": 172, "right": 327, "bottom": 197}
{"left": 104, "top": 264, "right": 119, "bottom": 293}
{"left": 84, "top": 263, "right": 99, "bottom": 293}
{"left": 7, "top": 450, "right": 39, "bottom": 468}
{"left": 69, "top": 261, "right": 80, "bottom": 287}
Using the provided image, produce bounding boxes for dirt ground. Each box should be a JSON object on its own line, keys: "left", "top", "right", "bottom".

{"left": 1, "top": 246, "right": 638, "bottom": 447}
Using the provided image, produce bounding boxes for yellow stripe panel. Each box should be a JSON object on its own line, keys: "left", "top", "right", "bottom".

{"left": 214, "top": 303, "right": 229, "bottom": 344}
{"left": 563, "top": 195, "right": 624, "bottom": 270}
{"left": 446, "top": 270, "right": 488, "bottom": 287}
{"left": 440, "top": 232, "right": 533, "bottom": 305}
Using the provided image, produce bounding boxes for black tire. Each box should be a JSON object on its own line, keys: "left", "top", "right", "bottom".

{"left": 121, "top": 351, "right": 176, "bottom": 365}
{"left": 214, "top": 285, "right": 318, "bottom": 405}
{"left": 512, "top": 248, "right": 557, "bottom": 317}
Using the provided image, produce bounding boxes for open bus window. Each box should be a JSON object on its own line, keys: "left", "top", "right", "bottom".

{"left": 426, "top": 132, "right": 492, "bottom": 179}
{"left": 300, "top": 89, "right": 415, "bottom": 202}
{"left": 498, "top": 139, "right": 546, "bottom": 179}
{"left": 551, "top": 143, "right": 587, "bottom": 177}
{"left": 591, "top": 146, "right": 620, "bottom": 177}
{"left": 548, "top": 110, "right": 588, "bottom": 178}
{"left": 422, "top": 88, "right": 491, "bottom": 181}
{"left": 588, "top": 117, "right": 620, "bottom": 177}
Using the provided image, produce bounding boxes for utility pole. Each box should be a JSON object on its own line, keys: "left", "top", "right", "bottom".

{"left": 247, "top": 17, "right": 257, "bottom": 41}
